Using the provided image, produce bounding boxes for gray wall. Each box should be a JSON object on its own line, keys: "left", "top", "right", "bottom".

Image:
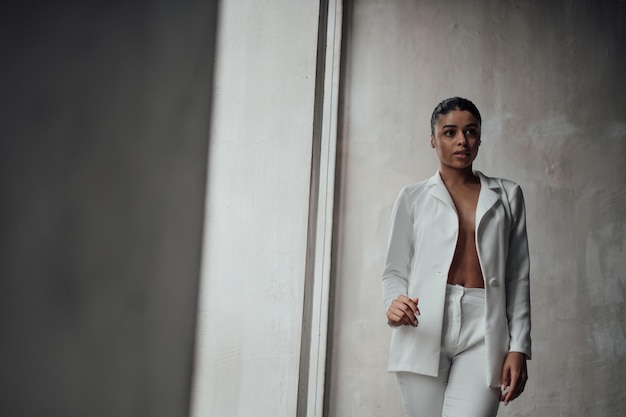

{"left": 0, "top": 2, "right": 218, "bottom": 416}
{"left": 328, "top": 1, "right": 626, "bottom": 416}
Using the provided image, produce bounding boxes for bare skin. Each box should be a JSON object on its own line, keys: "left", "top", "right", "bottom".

{"left": 442, "top": 174, "right": 483, "bottom": 288}
{"left": 431, "top": 109, "right": 484, "bottom": 288}
{"left": 386, "top": 109, "right": 528, "bottom": 404}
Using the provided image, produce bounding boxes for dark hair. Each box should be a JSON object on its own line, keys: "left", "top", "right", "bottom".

{"left": 430, "top": 97, "right": 481, "bottom": 135}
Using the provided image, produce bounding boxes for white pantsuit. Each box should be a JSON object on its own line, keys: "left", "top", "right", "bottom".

{"left": 382, "top": 171, "right": 531, "bottom": 388}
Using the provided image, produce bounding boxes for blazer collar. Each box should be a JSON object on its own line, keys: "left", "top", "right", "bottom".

{"left": 425, "top": 171, "right": 455, "bottom": 210}
{"left": 426, "top": 170, "right": 500, "bottom": 223}
{"left": 475, "top": 171, "right": 500, "bottom": 226}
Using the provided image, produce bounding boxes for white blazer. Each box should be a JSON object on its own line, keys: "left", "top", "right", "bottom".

{"left": 382, "top": 171, "right": 531, "bottom": 387}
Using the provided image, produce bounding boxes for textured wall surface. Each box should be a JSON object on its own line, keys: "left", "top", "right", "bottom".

{"left": 0, "top": 2, "right": 218, "bottom": 416}
{"left": 328, "top": 1, "right": 626, "bottom": 416}
{"left": 190, "top": 1, "right": 322, "bottom": 416}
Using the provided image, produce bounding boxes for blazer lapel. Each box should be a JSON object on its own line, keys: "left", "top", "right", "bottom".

{"left": 426, "top": 172, "right": 457, "bottom": 212}
{"left": 475, "top": 171, "right": 500, "bottom": 227}
{"left": 426, "top": 171, "right": 501, "bottom": 223}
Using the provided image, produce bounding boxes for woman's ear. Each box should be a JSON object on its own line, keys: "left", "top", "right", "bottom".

{"left": 430, "top": 135, "right": 435, "bottom": 148}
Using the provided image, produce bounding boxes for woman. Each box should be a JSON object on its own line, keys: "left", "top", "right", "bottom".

{"left": 382, "top": 97, "right": 531, "bottom": 417}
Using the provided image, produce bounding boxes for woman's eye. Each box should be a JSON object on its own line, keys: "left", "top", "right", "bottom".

{"left": 465, "top": 129, "right": 477, "bottom": 136}
{"left": 444, "top": 130, "right": 455, "bottom": 137}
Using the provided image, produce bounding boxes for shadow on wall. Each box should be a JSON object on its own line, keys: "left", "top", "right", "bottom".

{"left": 0, "top": 2, "right": 219, "bottom": 417}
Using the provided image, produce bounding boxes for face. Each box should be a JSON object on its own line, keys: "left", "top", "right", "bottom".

{"left": 430, "top": 110, "right": 481, "bottom": 171}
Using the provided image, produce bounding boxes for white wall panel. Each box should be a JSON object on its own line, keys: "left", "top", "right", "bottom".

{"left": 192, "top": 2, "right": 322, "bottom": 416}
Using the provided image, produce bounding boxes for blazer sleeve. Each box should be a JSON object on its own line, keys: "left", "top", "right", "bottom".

{"left": 382, "top": 187, "right": 414, "bottom": 311}
{"left": 505, "top": 185, "right": 532, "bottom": 358}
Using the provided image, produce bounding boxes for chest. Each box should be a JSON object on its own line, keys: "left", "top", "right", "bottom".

{"left": 409, "top": 187, "right": 510, "bottom": 255}
{"left": 447, "top": 187, "right": 480, "bottom": 230}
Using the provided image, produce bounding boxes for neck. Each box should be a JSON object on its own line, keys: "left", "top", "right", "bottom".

{"left": 439, "top": 165, "right": 478, "bottom": 186}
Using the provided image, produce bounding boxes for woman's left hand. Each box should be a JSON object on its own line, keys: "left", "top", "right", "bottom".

{"left": 500, "top": 351, "right": 528, "bottom": 405}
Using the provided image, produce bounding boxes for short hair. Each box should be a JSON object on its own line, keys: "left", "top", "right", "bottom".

{"left": 430, "top": 97, "right": 482, "bottom": 135}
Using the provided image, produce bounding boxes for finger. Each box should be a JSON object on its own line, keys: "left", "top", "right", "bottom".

{"left": 411, "top": 297, "right": 420, "bottom": 316}
{"left": 501, "top": 369, "right": 510, "bottom": 390}
{"left": 393, "top": 299, "right": 418, "bottom": 325}
{"left": 512, "top": 373, "right": 527, "bottom": 399}
{"left": 514, "top": 371, "right": 528, "bottom": 397}
{"left": 504, "top": 383, "right": 515, "bottom": 404}
{"left": 397, "top": 307, "right": 417, "bottom": 326}
{"left": 402, "top": 304, "right": 418, "bottom": 324}
{"left": 397, "top": 295, "right": 419, "bottom": 312}
{"left": 387, "top": 311, "right": 409, "bottom": 326}
{"left": 389, "top": 304, "right": 416, "bottom": 326}
{"left": 387, "top": 306, "right": 406, "bottom": 325}
{"left": 500, "top": 371, "right": 510, "bottom": 402}
{"left": 504, "top": 372, "right": 521, "bottom": 405}
{"left": 500, "top": 384, "right": 509, "bottom": 402}
{"left": 396, "top": 295, "right": 411, "bottom": 303}
{"left": 386, "top": 304, "right": 408, "bottom": 325}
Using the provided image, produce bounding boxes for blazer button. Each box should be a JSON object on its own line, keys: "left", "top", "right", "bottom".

{"left": 489, "top": 278, "right": 498, "bottom": 287}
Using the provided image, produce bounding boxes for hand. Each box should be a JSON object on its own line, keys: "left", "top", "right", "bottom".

{"left": 500, "top": 351, "right": 528, "bottom": 405}
{"left": 386, "top": 295, "right": 419, "bottom": 327}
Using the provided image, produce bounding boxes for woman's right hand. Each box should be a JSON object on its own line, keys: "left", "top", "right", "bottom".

{"left": 386, "top": 295, "right": 420, "bottom": 327}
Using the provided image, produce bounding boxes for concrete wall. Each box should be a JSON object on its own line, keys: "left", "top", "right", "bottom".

{"left": 328, "top": 1, "right": 626, "bottom": 416}
{"left": 0, "top": 2, "right": 218, "bottom": 416}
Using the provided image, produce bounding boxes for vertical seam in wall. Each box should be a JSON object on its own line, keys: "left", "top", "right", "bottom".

{"left": 312, "top": 1, "right": 339, "bottom": 416}
{"left": 322, "top": 0, "right": 349, "bottom": 414}
{"left": 297, "top": 1, "right": 330, "bottom": 417}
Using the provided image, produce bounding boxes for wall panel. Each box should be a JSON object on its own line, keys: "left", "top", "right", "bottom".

{"left": 191, "top": 2, "right": 323, "bottom": 416}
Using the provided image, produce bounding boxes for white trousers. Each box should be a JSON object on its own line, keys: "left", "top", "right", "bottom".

{"left": 396, "top": 285, "right": 501, "bottom": 417}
